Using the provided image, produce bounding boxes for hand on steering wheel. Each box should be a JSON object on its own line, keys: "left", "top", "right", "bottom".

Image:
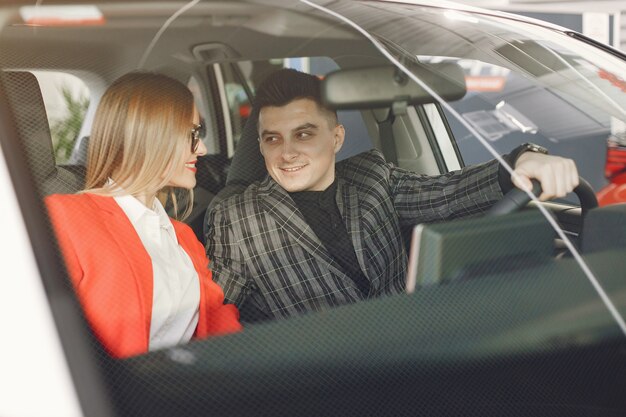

{"left": 487, "top": 177, "right": 598, "bottom": 217}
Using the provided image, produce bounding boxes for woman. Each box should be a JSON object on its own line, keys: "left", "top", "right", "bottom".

{"left": 46, "top": 72, "right": 241, "bottom": 358}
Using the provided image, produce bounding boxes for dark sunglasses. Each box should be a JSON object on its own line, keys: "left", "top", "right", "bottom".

{"left": 191, "top": 123, "right": 203, "bottom": 153}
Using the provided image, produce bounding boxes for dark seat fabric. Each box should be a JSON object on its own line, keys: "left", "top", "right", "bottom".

{"left": 1, "top": 71, "right": 84, "bottom": 195}
{"left": 223, "top": 109, "right": 267, "bottom": 189}
{"left": 581, "top": 204, "right": 626, "bottom": 253}
{"left": 203, "top": 112, "right": 264, "bottom": 240}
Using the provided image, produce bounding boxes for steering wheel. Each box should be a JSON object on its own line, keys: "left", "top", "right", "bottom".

{"left": 486, "top": 177, "right": 598, "bottom": 217}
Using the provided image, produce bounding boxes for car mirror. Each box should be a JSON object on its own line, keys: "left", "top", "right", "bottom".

{"left": 321, "top": 62, "right": 466, "bottom": 110}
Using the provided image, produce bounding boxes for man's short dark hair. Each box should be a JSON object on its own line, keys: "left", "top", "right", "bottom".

{"left": 254, "top": 68, "right": 338, "bottom": 127}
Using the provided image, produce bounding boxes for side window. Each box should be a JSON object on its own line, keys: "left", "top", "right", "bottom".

{"left": 187, "top": 76, "right": 213, "bottom": 153}
{"left": 441, "top": 60, "right": 538, "bottom": 168}
{"left": 31, "top": 71, "right": 90, "bottom": 165}
{"left": 425, "top": 57, "right": 610, "bottom": 204}
{"left": 218, "top": 63, "right": 254, "bottom": 154}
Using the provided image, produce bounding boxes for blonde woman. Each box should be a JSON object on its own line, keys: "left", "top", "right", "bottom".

{"left": 45, "top": 72, "right": 241, "bottom": 358}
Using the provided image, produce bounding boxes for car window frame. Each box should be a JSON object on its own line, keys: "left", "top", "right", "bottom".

{"left": 0, "top": 74, "right": 114, "bottom": 417}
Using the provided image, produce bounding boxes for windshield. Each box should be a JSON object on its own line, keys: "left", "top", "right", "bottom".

{"left": 1, "top": 0, "right": 626, "bottom": 416}
{"left": 305, "top": 0, "right": 626, "bottom": 325}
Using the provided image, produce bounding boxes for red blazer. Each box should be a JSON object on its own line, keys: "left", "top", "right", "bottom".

{"left": 45, "top": 193, "right": 241, "bottom": 358}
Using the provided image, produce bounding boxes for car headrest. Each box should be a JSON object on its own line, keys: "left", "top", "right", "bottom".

{"left": 1, "top": 71, "right": 57, "bottom": 183}
{"left": 1, "top": 71, "right": 83, "bottom": 195}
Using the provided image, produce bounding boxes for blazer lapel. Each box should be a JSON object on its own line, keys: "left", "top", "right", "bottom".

{"left": 257, "top": 178, "right": 345, "bottom": 276}
{"left": 336, "top": 179, "right": 377, "bottom": 289}
{"left": 87, "top": 194, "right": 153, "bottom": 341}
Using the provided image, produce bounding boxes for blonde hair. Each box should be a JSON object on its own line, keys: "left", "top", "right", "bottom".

{"left": 84, "top": 72, "right": 195, "bottom": 219}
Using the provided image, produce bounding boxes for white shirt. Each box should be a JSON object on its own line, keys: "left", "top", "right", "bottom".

{"left": 113, "top": 193, "right": 200, "bottom": 351}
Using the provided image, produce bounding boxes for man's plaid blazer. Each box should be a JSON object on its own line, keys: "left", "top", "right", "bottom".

{"left": 205, "top": 150, "right": 503, "bottom": 320}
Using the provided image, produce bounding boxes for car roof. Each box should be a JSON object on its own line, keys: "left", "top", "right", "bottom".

{"left": 0, "top": 0, "right": 575, "bottom": 77}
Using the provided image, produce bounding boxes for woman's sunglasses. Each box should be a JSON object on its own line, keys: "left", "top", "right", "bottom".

{"left": 191, "top": 123, "right": 203, "bottom": 153}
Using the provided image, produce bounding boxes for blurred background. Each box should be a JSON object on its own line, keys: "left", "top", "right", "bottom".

{"left": 455, "top": 0, "right": 626, "bottom": 51}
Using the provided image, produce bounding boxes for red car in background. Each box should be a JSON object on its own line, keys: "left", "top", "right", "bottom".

{"left": 598, "top": 139, "right": 626, "bottom": 205}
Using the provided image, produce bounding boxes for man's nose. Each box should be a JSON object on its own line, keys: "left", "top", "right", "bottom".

{"left": 281, "top": 139, "right": 298, "bottom": 159}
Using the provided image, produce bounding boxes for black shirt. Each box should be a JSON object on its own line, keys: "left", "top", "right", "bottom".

{"left": 287, "top": 156, "right": 517, "bottom": 298}
{"left": 290, "top": 181, "right": 371, "bottom": 296}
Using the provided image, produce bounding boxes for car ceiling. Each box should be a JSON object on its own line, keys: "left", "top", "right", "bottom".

{"left": 0, "top": 1, "right": 379, "bottom": 82}
{"left": 0, "top": 0, "right": 578, "bottom": 80}
{"left": 1, "top": 0, "right": 610, "bottom": 143}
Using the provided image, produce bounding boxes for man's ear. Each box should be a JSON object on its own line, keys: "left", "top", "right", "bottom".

{"left": 333, "top": 124, "right": 345, "bottom": 154}
{"left": 258, "top": 137, "right": 264, "bottom": 156}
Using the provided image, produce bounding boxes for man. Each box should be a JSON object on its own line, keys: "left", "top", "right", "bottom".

{"left": 205, "top": 68, "right": 578, "bottom": 322}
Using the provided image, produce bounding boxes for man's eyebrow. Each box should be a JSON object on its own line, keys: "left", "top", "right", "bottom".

{"left": 293, "top": 123, "right": 318, "bottom": 132}
{"left": 260, "top": 123, "right": 319, "bottom": 137}
{"left": 260, "top": 129, "right": 279, "bottom": 137}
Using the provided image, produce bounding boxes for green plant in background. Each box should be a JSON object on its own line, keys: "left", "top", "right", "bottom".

{"left": 50, "top": 85, "right": 89, "bottom": 164}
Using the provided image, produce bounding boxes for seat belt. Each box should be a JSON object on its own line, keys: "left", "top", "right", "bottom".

{"left": 379, "top": 111, "right": 397, "bottom": 166}
{"left": 377, "top": 101, "right": 407, "bottom": 166}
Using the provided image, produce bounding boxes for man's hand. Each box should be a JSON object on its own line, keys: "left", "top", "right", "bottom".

{"left": 511, "top": 152, "right": 579, "bottom": 201}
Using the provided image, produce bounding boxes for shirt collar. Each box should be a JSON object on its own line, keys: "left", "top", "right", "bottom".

{"left": 290, "top": 179, "right": 338, "bottom": 206}
{"left": 107, "top": 179, "right": 171, "bottom": 229}
{"left": 114, "top": 193, "right": 157, "bottom": 224}
{"left": 151, "top": 196, "right": 174, "bottom": 231}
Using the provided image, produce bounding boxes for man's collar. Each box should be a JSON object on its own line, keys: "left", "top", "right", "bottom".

{"left": 289, "top": 180, "right": 338, "bottom": 203}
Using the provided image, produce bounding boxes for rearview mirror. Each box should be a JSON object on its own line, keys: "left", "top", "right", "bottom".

{"left": 322, "top": 63, "right": 466, "bottom": 110}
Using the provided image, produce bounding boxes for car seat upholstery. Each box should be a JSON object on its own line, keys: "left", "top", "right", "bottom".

{"left": 203, "top": 110, "right": 264, "bottom": 240}
{"left": 1, "top": 71, "right": 84, "bottom": 195}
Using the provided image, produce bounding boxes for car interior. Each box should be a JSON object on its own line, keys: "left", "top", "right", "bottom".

{"left": 2, "top": 71, "right": 85, "bottom": 195}
{"left": 1, "top": 1, "right": 626, "bottom": 416}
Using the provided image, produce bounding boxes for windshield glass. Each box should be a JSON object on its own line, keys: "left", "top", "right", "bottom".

{"left": 305, "top": 0, "right": 626, "bottom": 329}
{"left": 1, "top": 0, "right": 626, "bottom": 416}
{"left": 319, "top": 1, "right": 626, "bottom": 193}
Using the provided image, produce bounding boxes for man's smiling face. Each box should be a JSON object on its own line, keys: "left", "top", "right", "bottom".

{"left": 258, "top": 98, "right": 344, "bottom": 192}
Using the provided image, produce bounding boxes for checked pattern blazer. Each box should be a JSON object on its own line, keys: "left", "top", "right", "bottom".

{"left": 205, "top": 150, "right": 503, "bottom": 320}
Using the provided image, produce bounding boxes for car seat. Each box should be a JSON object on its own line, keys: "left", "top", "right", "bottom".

{"left": 1, "top": 71, "right": 84, "bottom": 195}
